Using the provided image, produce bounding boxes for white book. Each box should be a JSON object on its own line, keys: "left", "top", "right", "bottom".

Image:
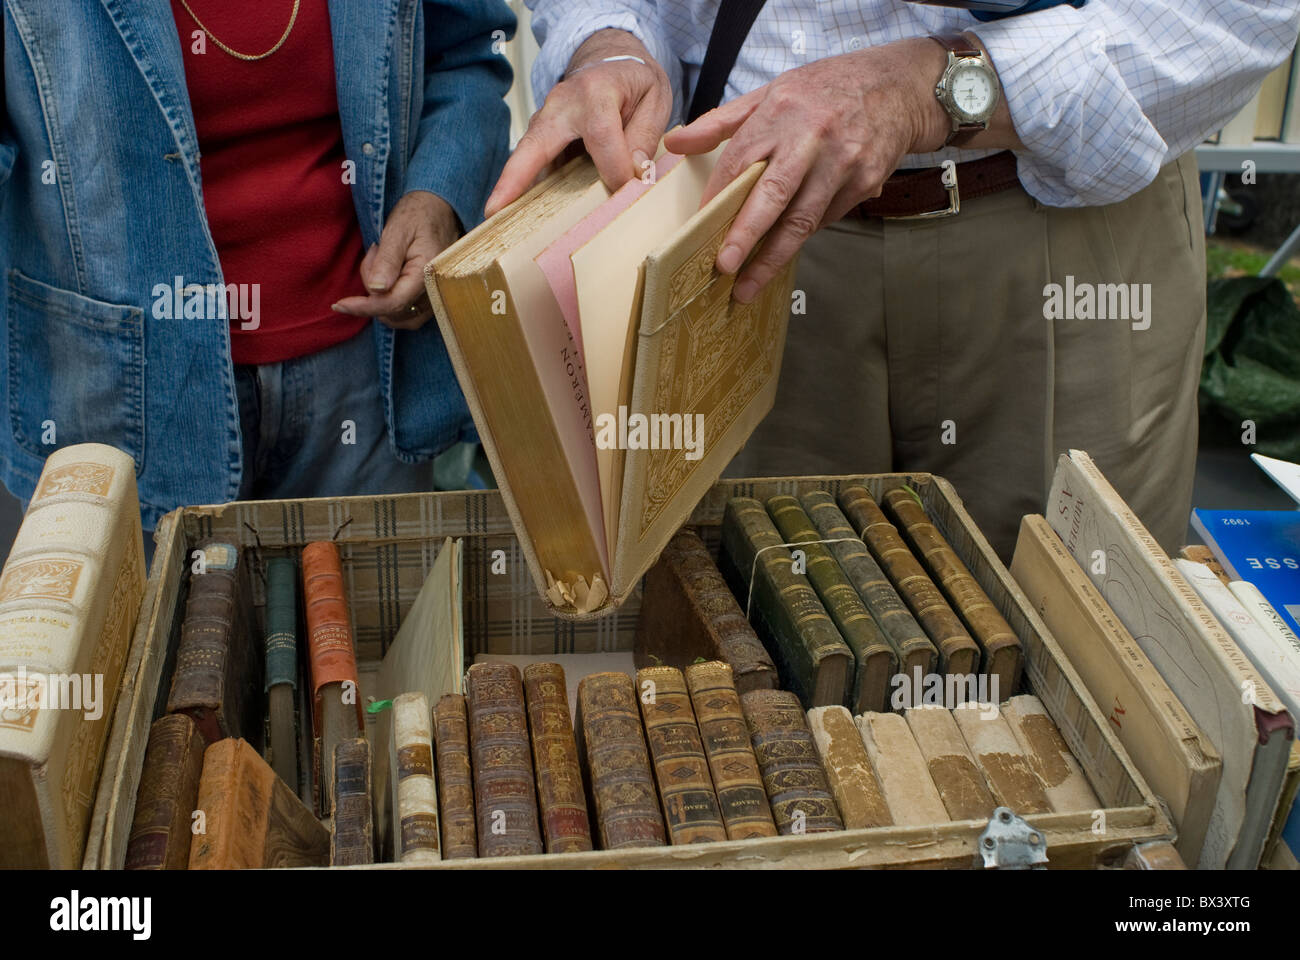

{"left": 1229, "top": 579, "right": 1300, "bottom": 713}
{"left": 1047, "top": 450, "right": 1291, "bottom": 869}
{"left": 1251, "top": 453, "right": 1300, "bottom": 505}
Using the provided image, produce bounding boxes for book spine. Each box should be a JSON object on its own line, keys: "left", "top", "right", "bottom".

{"left": 837, "top": 486, "right": 980, "bottom": 678}
{"left": 855, "top": 711, "right": 950, "bottom": 825}
{"left": 684, "top": 661, "right": 778, "bottom": 840}
{"left": 1001, "top": 695, "right": 1100, "bottom": 813}
{"left": 433, "top": 694, "right": 478, "bottom": 859}
{"left": 188, "top": 738, "right": 248, "bottom": 869}
{"left": 393, "top": 692, "right": 441, "bottom": 864}
{"left": 720, "top": 497, "right": 852, "bottom": 708}
{"left": 466, "top": 662, "right": 543, "bottom": 857}
{"left": 264, "top": 557, "right": 299, "bottom": 789}
{"left": 740, "top": 689, "right": 843, "bottom": 834}
{"left": 330, "top": 737, "right": 375, "bottom": 866}
{"left": 801, "top": 491, "right": 937, "bottom": 683}
{"left": 807, "top": 706, "right": 892, "bottom": 829}
{"left": 903, "top": 706, "right": 997, "bottom": 821}
{"left": 124, "top": 714, "right": 206, "bottom": 870}
{"left": 165, "top": 540, "right": 256, "bottom": 744}
{"left": 301, "top": 541, "right": 363, "bottom": 729}
{"left": 637, "top": 666, "right": 727, "bottom": 844}
{"left": 636, "top": 530, "right": 777, "bottom": 693}
{"left": 767, "top": 494, "right": 896, "bottom": 714}
{"left": 522, "top": 662, "right": 593, "bottom": 853}
{"left": 883, "top": 488, "right": 1023, "bottom": 698}
{"left": 951, "top": 707, "right": 1052, "bottom": 814}
{"left": 576, "top": 672, "right": 666, "bottom": 849}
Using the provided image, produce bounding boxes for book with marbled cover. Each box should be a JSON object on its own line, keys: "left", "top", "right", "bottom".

{"left": 740, "top": 689, "right": 843, "bottom": 834}
{"left": 523, "top": 662, "right": 593, "bottom": 853}
{"left": 575, "top": 672, "right": 666, "bottom": 849}
{"left": 466, "top": 662, "right": 543, "bottom": 857}
{"left": 433, "top": 694, "right": 477, "bottom": 859}
{"left": 637, "top": 666, "right": 726, "bottom": 844}
{"left": 685, "top": 661, "right": 778, "bottom": 840}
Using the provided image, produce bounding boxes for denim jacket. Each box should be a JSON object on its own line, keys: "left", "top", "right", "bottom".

{"left": 0, "top": 0, "right": 514, "bottom": 527}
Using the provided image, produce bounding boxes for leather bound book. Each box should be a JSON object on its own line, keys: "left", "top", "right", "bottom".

{"left": 719, "top": 497, "right": 853, "bottom": 708}
{"left": 633, "top": 529, "right": 777, "bottom": 693}
{"left": 740, "top": 689, "right": 843, "bottom": 834}
{"left": 575, "top": 672, "right": 666, "bottom": 849}
{"left": 189, "top": 738, "right": 329, "bottom": 869}
{"left": 392, "top": 692, "right": 441, "bottom": 864}
{"left": 301, "top": 541, "right": 363, "bottom": 816}
{"left": 837, "top": 487, "right": 980, "bottom": 679}
{"left": 882, "top": 489, "right": 1024, "bottom": 698}
{"left": 855, "top": 712, "right": 950, "bottom": 826}
{"left": 952, "top": 706, "right": 1052, "bottom": 813}
{"left": 263, "top": 557, "right": 300, "bottom": 789}
{"left": 331, "top": 737, "right": 374, "bottom": 866}
{"left": 466, "top": 662, "right": 544, "bottom": 857}
{"left": 522, "top": 663, "right": 593, "bottom": 853}
{"left": 165, "top": 540, "right": 262, "bottom": 748}
{"left": 0, "top": 443, "right": 146, "bottom": 868}
{"left": 904, "top": 706, "right": 997, "bottom": 821}
{"left": 767, "top": 494, "right": 896, "bottom": 714}
{"left": 124, "top": 715, "right": 206, "bottom": 870}
{"left": 433, "top": 694, "right": 477, "bottom": 859}
{"left": 636, "top": 666, "right": 727, "bottom": 844}
{"left": 684, "top": 661, "right": 778, "bottom": 840}
{"left": 801, "top": 491, "right": 937, "bottom": 697}
{"left": 806, "top": 706, "right": 891, "bottom": 830}
{"left": 1001, "top": 695, "right": 1100, "bottom": 812}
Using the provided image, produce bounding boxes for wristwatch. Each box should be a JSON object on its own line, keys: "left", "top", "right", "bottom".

{"left": 930, "top": 34, "right": 1000, "bottom": 148}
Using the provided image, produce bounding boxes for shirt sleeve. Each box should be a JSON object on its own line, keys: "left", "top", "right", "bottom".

{"left": 969, "top": 1, "right": 1300, "bottom": 207}
{"left": 405, "top": 0, "right": 516, "bottom": 233}
{"left": 526, "top": 0, "right": 683, "bottom": 113}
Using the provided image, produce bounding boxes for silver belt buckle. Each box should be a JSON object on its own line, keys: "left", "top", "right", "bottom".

{"left": 888, "top": 159, "right": 961, "bottom": 220}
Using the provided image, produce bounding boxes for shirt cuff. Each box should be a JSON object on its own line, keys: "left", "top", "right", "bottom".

{"left": 969, "top": 8, "right": 1167, "bottom": 206}
{"left": 529, "top": 9, "right": 682, "bottom": 113}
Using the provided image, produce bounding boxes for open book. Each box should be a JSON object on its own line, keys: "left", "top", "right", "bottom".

{"left": 426, "top": 145, "right": 793, "bottom": 617}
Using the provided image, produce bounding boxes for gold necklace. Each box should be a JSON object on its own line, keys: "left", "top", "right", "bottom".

{"left": 178, "top": 0, "right": 301, "bottom": 61}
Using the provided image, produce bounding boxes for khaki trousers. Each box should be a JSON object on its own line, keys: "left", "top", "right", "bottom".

{"left": 725, "top": 152, "right": 1207, "bottom": 561}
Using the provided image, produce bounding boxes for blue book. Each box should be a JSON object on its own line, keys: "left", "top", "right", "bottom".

{"left": 1191, "top": 508, "right": 1300, "bottom": 637}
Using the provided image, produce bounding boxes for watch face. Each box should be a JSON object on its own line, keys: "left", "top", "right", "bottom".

{"left": 950, "top": 63, "right": 994, "bottom": 119}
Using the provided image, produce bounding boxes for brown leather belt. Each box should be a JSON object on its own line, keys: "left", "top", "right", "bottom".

{"left": 848, "top": 150, "right": 1020, "bottom": 220}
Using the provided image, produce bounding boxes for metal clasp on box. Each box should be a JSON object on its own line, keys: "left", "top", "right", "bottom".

{"left": 888, "top": 159, "right": 960, "bottom": 221}
{"left": 977, "top": 807, "right": 1048, "bottom": 869}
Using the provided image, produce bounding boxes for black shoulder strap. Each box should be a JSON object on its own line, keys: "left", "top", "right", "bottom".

{"left": 686, "top": 0, "right": 769, "bottom": 123}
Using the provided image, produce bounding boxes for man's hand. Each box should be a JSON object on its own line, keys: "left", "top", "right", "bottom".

{"left": 664, "top": 37, "right": 957, "bottom": 304}
{"left": 332, "top": 190, "right": 459, "bottom": 330}
{"left": 484, "top": 28, "right": 672, "bottom": 217}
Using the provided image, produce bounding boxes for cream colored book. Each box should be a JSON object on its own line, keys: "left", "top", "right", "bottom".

{"left": 391, "top": 692, "right": 440, "bottom": 864}
{"left": 1255, "top": 57, "right": 1293, "bottom": 140}
{"left": 904, "top": 705, "right": 997, "bottom": 822}
{"left": 1010, "top": 514, "right": 1220, "bottom": 866}
{"left": 854, "top": 711, "right": 948, "bottom": 826}
{"left": 370, "top": 537, "right": 462, "bottom": 854}
{"left": 1047, "top": 450, "right": 1292, "bottom": 869}
{"left": 1000, "top": 695, "right": 1100, "bottom": 813}
{"left": 951, "top": 706, "right": 1052, "bottom": 814}
{"left": 426, "top": 144, "right": 794, "bottom": 618}
{"left": 1220, "top": 89, "right": 1262, "bottom": 145}
{"left": 807, "top": 706, "right": 891, "bottom": 830}
{"left": 0, "top": 443, "right": 145, "bottom": 868}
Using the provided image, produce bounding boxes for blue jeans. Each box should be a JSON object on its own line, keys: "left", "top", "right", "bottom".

{"left": 234, "top": 329, "right": 441, "bottom": 501}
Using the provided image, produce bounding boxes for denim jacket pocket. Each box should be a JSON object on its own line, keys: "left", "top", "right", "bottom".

{"left": 7, "top": 269, "right": 145, "bottom": 471}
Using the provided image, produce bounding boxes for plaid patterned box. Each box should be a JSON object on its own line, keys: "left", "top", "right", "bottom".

{"left": 85, "top": 475, "right": 1175, "bottom": 869}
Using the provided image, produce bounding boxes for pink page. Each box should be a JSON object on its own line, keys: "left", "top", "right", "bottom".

{"left": 535, "top": 152, "right": 685, "bottom": 363}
